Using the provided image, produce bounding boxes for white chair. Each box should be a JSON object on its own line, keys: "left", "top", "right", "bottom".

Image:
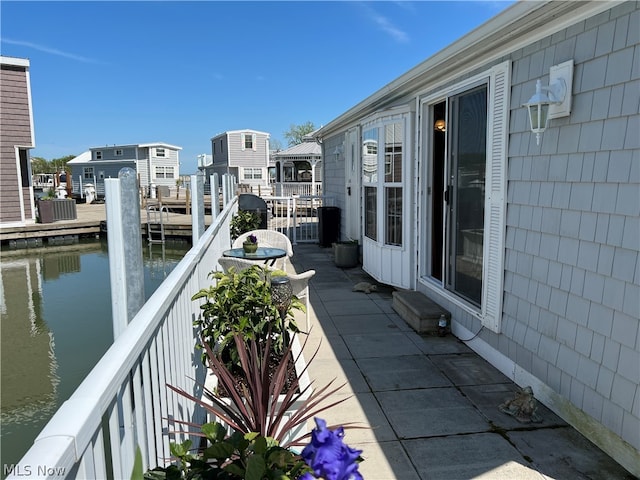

{"left": 217, "top": 257, "right": 315, "bottom": 330}
{"left": 287, "top": 269, "right": 315, "bottom": 331}
{"left": 233, "top": 229, "right": 293, "bottom": 271}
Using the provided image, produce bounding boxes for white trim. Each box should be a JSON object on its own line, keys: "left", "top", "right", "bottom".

{"left": 416, "top": 61, "right": 510, "bottom": 332}
{"left": 14, "top": 147, "right": 26, "bottom": 224}
{"left": 480, "top": 60, "right": 510, "bottom": 333}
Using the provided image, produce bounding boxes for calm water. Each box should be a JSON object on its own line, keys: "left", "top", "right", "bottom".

{"left": 0, "top": 239, "right": 191, "bottom": 472}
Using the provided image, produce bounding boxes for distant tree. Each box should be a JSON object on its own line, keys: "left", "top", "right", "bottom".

{"left": 30, "top": 156, "right": 50, "bottom": 174}
{"left": 283, "top": 121, "right": 316, "bottom": 146}
{"left": 270, "top": 138, "right": 283, "bottom": 151}
{"left": 51, "top": 155, "right": 75, "bottom": 172}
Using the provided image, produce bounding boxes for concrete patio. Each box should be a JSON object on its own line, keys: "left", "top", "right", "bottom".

{"left": 290, "top": 243, "right": 634, "bottom": 480}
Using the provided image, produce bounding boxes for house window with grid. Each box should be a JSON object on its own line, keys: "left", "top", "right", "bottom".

{"left": 243, "top": 168, "right": 262, "bottom": 180}
{"left": 362, "top": 121, "right": 404, "bottom": 245}
{"left": 155, "top": 148, "right": 166, "bottom": 158}
{"left": 244, "top": 135, "right": 253, "bottom": 150}
{"left": 155, "top": 166, "right": 174, "bottom": 179}
{"left": 362, "top": 127, "right": 378, "bottom": 241}
{"left": 384, "top": 122, "right": 403, "bottom": 246}
{"left": 114, "top": 149, "right": 123, "bottom": 156}
{"left": 83, "top": 167, "right": 94, "bottom": 180}
{"left": 95, "top": 151, "right": 102, "bottom": 160}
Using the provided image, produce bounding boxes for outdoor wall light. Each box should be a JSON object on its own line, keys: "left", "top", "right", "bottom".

{"left": 522, "top": 60, "right": 573, "bottom": 145}
{"left": 434, "top": 119, "right": 446, "bottom": 132}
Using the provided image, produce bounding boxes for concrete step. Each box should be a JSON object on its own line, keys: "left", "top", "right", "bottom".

{"left": 392, "top": 290, "right": 450, "bottom": 334}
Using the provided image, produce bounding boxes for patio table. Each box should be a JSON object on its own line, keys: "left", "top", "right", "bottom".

{"left": 222, "top": 247, "right": 286, "bottom": 266}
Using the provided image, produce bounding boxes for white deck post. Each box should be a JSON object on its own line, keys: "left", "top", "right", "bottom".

{"left": 191, "top": 172, "right": 205, "bottom": 243}
{"left": 210, "top": 173, "right": 220, "bottom": 219}
{"left": 105, "top": 167, "right": 145, "bottom": 339}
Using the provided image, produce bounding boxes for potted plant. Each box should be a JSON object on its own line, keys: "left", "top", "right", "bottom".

{"left": 191, "top": 265, "right": 303, "bottom": 370}
{"left": 141, "top": 417, "right": 363, "bottom": 480}
{"left": 230, "top": 210, "right": 261, "bottom": 241}
{"left": 242, "top": 233, "right": 258, "bottom": 254}
{"left": 333, "top": 239, "right": 359, "bottom": 268}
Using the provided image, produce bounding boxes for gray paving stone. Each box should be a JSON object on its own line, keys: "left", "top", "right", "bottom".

{"left": 342, "top": 332, "right": 423, "bottom": 359}
{"left": 332, "top": 313, "right": 403, "bottom": 335}
{"left": 410, "top": 333, "right": 474, "bottom": 355}
{"left": 376, "top": 388, "right": 490, "bottom": 438}
{"left": 429, "top": 353, "right": 511, "bottom": 386}
{"left": 356, "top": 355, "right": 452, "bottom": 391}
{"left": 508, "top": 428, "right": 633, "bottom": 480}
{"left": 403, "top": 433, "right": 546, "bottom": 480}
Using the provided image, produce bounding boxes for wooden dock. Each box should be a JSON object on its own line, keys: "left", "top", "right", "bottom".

{"left": 0, "top": 202, "right": 214, "bottom": 247}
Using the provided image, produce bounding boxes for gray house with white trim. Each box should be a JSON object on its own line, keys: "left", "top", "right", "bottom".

{"left": 315, "top": 1, "right": 639, "bottom": 475}
{"left": 205, "top": 129, "right": 270, "bottom": 190}
{"left": 67, "top": 142, "right": 181, "bottom": 198}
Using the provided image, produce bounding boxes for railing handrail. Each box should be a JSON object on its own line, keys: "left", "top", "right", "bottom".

{"left": 9, "top": 196, "right": 239, "bottom": 480}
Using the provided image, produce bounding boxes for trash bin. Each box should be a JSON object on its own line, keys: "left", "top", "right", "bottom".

{"left": 318, "top": 206, "right": 340, "bottom": 247}
{"left": 238, "top": 193, "right": 268, "bottom": 229}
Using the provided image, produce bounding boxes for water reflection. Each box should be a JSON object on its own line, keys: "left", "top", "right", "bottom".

{"left": 0, "top": 239, "right": 190, "bottom": 472}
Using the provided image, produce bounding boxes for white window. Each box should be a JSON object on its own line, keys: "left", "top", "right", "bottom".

{"left": 243, "top": 168, "right": 263, "bottom": 180}
{"left": 95, "top": 151, "right": 102, "bottom": 160}
{"left": 155, "top": 166, "right": 174, "bottom": 179}
{"left": 114, "top": 149, "right": 123, "bottom": 156}
{"left": 83, "top": 167, "right": 94, "bottom": 180}
{"left": 362, "top": 121, "right": 404, "bottom": 246}
{"left": 241, "top": 133, "right": 257, "bottom": 151}
{"left": 155, "top": 148, "right": 166, "bottom": 158}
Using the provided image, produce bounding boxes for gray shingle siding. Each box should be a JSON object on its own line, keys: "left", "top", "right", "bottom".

{"left": 502, "top": 4, "right": 639, "bottom": 451}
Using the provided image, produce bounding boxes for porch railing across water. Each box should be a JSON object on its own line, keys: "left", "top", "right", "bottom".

{"left": 7, "top": 197, "right": 239, "bottom": 480}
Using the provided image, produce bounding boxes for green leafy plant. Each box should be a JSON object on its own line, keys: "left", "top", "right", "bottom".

{"left": 191, "top": 265, "right": 303, "bottom": 370}
{"left": 168, "top": 331, "right": 353, "bottom": 448}
{"left": 230, "top": 210, "right": 261, "bottom": 241}
{"left": 144, "top": 422, "right": 310, "bottom": 480}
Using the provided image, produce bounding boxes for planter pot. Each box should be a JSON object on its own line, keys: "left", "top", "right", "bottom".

{"left": 334, "top": 242, "right": 359, "bottom": 268}
{"left": 37, "top": 199, "right": 55, "bottom": 224}
{"left": 243, "top": 242, "right": 258, "bottom": 254}
{"left": 204, "top": 334, "right": 311, "bottom": 444}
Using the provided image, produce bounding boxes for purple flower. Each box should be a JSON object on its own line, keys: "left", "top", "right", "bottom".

{"left": 248, "top": 234, "right": 257, "bottom": 244}
{"left": 301, "top": 418, "right": 363, "bottom": 480}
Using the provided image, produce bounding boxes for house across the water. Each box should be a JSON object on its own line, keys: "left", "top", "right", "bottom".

{"left": 315, "top": 1, "right": 639, "bottom": 475}
{"left": 67, "top": 142, "right": 181, "bottom": 200}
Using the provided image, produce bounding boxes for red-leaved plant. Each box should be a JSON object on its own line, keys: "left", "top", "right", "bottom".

{"left": 167, "top": 330, "right": 356, "bottom": 449}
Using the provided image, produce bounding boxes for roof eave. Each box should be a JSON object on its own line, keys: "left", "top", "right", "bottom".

{"left": 314, "top": 0, "right": 621, "bottom": 140}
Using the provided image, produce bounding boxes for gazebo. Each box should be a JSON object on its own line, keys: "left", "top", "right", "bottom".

{"left": 270, "top": 135, "right": 322, "bottom": 196}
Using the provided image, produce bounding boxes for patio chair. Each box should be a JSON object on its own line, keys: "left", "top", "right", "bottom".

{"left": 217, "top": 257, "right": 315, "bottom": 330}
{"left": 233, "top": 229, "right": 293, "bottom": 271}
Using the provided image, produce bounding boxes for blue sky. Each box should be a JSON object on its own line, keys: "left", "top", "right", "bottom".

{"left": 2, "top": 1, "right": 513, "bottom": 173}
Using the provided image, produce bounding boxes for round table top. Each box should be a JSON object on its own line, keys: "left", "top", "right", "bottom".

{"left": 222, "top": 247, "right": 286, "bottom": 261}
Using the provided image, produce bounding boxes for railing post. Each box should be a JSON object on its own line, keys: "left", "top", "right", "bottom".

{"left": 210, "top": 173, "right": 220, "bottom": 219}
{"left": 291, "top": 196, "right": 298, "bottom": 245}
{"left": 191, "top": 172, "right": 205, "bottom": 243}
{"left": 105, "top": 167, "right": 145, "bottom": 339}
{"left": 222, "top": 173, "right": 230, "bottom": 206}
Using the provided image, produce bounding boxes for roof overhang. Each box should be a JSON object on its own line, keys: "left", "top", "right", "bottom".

{"left": 314, "top": 0, "right": 622, "bottom": 140}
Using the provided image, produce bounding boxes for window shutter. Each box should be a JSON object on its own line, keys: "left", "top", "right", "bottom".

{"left": 241, "top": 134, "right": 246, "bottom": 151}
{"left": 481, "top": 60, "right": 510, "bottom": 333}
{"left": 252, "top": 134, "right": 257, "bottom": 151}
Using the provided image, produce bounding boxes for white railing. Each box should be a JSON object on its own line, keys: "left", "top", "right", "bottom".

{"left": 273, "top": 182, "right": 322, "bottom": 197}
{"left": 264, "top": 195, "right": 334, "bottom": 244}
{"left": 7, "top": 197, "right": 239, "bottom": 480}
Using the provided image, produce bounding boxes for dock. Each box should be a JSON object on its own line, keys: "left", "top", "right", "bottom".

{"left": 0, "top": 201, "right": 214, "bottom": 248}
